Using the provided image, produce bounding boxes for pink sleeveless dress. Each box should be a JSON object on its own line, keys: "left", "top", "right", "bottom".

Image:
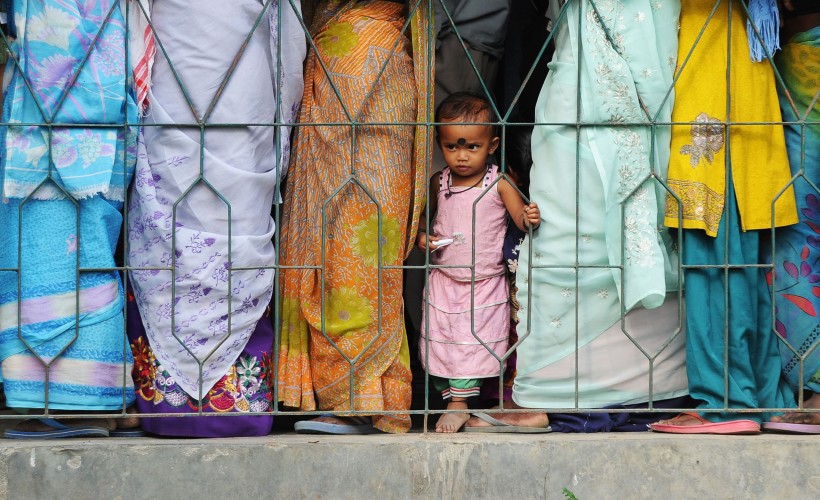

{"left": 420, "top": 165, "right": 511, "bottom": 379}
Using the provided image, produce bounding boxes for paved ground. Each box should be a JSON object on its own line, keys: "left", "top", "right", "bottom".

{"left": 0, "top": 428, "right": 816, "bottom": 499}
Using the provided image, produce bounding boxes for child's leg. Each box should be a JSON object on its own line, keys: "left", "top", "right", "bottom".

{"left": 435, "top": 378, "right": 482, "bottom": 433}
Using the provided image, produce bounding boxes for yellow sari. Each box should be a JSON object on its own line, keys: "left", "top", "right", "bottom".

{"left": 665, "top": 0, "right": 797, "bottom": 235}
{"left": 277, "top": 0, "right": 432, "bottom": 433}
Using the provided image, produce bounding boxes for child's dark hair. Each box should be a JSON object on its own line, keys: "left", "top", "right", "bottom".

{"left": 502, "top": 126, "right": 532, "bottom": 198}
{"left": 435, "top": 91, "right": 498, "bottom": 137}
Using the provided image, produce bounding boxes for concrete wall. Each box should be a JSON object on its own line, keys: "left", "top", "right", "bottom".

{"left": 1, "top": 433, "right": 817, "bottom": 499}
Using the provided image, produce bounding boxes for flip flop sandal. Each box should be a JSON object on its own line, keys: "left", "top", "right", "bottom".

{"left": 110, "top": 428, "right": 147, "bottom": 438}
{"left": 4, "top": 418, "right": 110, "bottom": 439}
{"left": 762, "top": 421, "right": 820, "bottom": 434}
{"left": 464, "top": 412, "right": 552, "bottom": 433}
{"left": 649, "top": 412, "right": 760, "bottom": 435}
{"left": 294, "top": 415, "right": 376, "bottom": 435}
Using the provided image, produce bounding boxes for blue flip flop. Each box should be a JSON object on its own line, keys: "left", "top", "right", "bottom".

{"left": 109, "top": 428, "right": 147, "bottom": 438}
{"left": 4, "top": 418, "right": 111, "bottom": 439}
{"left": 294, "top": 416, "right": 376, "bottom": 435}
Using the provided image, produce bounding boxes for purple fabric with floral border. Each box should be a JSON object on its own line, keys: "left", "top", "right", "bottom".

{"left": 127, "top": 293, "right": 273, "bottom": 437}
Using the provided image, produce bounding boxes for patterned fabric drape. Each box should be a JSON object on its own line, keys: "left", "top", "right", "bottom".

{"left": 277, "top": 0, "right": 432, "bottom": 434}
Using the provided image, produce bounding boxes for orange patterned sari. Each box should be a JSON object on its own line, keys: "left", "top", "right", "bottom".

{"left": 277, "top": 0, "right": 431, "bottom": 433}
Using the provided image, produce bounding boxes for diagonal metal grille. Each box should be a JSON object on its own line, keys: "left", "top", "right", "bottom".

{"left": 0, "top": 0, "right": 816, "bottom": 434}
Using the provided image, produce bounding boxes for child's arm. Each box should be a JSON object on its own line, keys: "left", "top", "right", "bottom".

{"left": 416, "top": 173, "right": 442, "bottom": 252}
{"left": 498, "top": 177, "right": 541, "bottom": 231}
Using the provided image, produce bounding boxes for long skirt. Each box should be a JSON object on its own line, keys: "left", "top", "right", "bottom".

{"left": 513, "top": 0, "right": 688, "bottom": 411}
{"left": 0, "top": 198, "right": 134, "bottom": 410}
{"left": 683, "top": 177, "right": 796, "bottom": 422}
{"left": 0, "top": 0, "right": 136, "bottom": 410}
{"left": 770, "top": 27, "right": 820, "bottom": 395}
{"left": 277, "top": 0, "right": 432, "bottom": 433}
{"left": 126, "top": 0, "right": 304, "bottom": 437}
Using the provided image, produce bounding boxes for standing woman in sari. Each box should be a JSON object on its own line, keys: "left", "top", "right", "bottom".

{"left": 765, "top": 1, "right": 820, "bottom": 433}
{"left": 126, "top": 0, "right": 306, "bottom": 437}
{"left": 467, "top": 0, "right": 691, "bottom": 433}
{"left": 0, "top": 0, "right": 137, "bottom": 438}
{"left": 278, "top": 0, "right": 432, "bottom": 434}
{"left": 465, "top": 0, "right": 692, "bottom": 433}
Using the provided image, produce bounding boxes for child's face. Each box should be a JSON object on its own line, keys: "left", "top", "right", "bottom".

{"left": 437, "top": 122, "right": 499, "bottom": 179}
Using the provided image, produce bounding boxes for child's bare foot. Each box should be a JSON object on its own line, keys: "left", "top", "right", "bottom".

{"left": 436, "top": 412, "right": 471, "bottom": 433}
{"left": 436, "top": 399, "right": 469, "bottom": 433}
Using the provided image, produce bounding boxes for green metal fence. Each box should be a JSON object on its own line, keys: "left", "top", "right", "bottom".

{"left": 0, "top": 0, "right": 817, "bottom": 433}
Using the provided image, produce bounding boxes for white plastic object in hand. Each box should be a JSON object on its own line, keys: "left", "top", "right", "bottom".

{"left": 433, "top": 238, "right": 454, "bottom": 249}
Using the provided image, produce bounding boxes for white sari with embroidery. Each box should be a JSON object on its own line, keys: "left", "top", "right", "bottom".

{"left": 513, "top": 0, "right": 688, "bottom": 408}
{"left": 127, "top": 0, "right": 306, "bottom": 398}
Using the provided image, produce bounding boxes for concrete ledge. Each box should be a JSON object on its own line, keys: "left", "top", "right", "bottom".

{"left": 0, "top": 433, "right": 817, "bottom": 499}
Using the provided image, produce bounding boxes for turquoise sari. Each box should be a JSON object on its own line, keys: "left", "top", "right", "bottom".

{"left": 513, "top": 0, "right": 687, "bottom": 408}
{"left": 0, "top": 0, "right": 136, "bottom": 409}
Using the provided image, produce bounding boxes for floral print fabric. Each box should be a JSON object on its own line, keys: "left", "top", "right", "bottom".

{"left": 769, "top": 27, "right": 820, "bottom": 394}
{"left": 127, "top": 0, "right": 305, "bottom": 399}
{"left": 277, "top": 0, "right": 432, "bottom": 433}
{"left": 2, "top": 0, "right": 136, "bottom": 201}
{"left": 131, "top": 334, "right": 273, "bottom": 414}
{"left": 126, "top": 294, "right": 274, "bottom": 437}
{"left": 0, "top": 0, "right": 136, "bottom": 410}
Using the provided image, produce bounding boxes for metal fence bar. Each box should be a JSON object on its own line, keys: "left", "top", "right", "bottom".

{"left": 0, "top": 0, "right": 816, "bottom": 433}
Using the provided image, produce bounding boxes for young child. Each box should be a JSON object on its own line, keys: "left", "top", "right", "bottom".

{"left": 416, "top": 92, "right": 541, "bottom": 433}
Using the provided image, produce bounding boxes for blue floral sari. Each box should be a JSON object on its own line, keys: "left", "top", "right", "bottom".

{"left": 0, "top": 0, "right": 136, "bottom": 410}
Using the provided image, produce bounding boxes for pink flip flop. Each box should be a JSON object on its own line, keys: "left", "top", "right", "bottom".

{"left": 762, "top": 421, "right": 820, "bottom": 434}
{"left": 649, "top": 412, "right": 760, "bottom": 435}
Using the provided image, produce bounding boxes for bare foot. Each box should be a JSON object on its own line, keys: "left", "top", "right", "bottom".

{"left": 464, "top": 401, "right": 549, "bottom": 429}
{"left": 653, "top": 413, "right": 704, "bottom": 427}
{"left": 115, "top": 406, "right": 141, "bottom": 430}
{"left": 771, "top": 392, "right": 820, "bottom": 425}
{"left": 436, "top": 400, "right": 469, "bottom": 433}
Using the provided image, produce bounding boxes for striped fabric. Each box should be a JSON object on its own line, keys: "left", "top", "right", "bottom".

{"left": 0, "top": 0, "right": 136, "bottom": 410}
{"left": 133, "top": 21, "right": 155, "bottom": 113}
{"left": 124, "top": 0, "right": 155, "bottom": 115}
{"left": 441, "top": 387, "right": 481, "bottom": 400}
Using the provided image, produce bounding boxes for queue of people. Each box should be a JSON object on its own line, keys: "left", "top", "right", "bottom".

{"left": 0, "top": 0, "right": 817, "bottom": 439}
